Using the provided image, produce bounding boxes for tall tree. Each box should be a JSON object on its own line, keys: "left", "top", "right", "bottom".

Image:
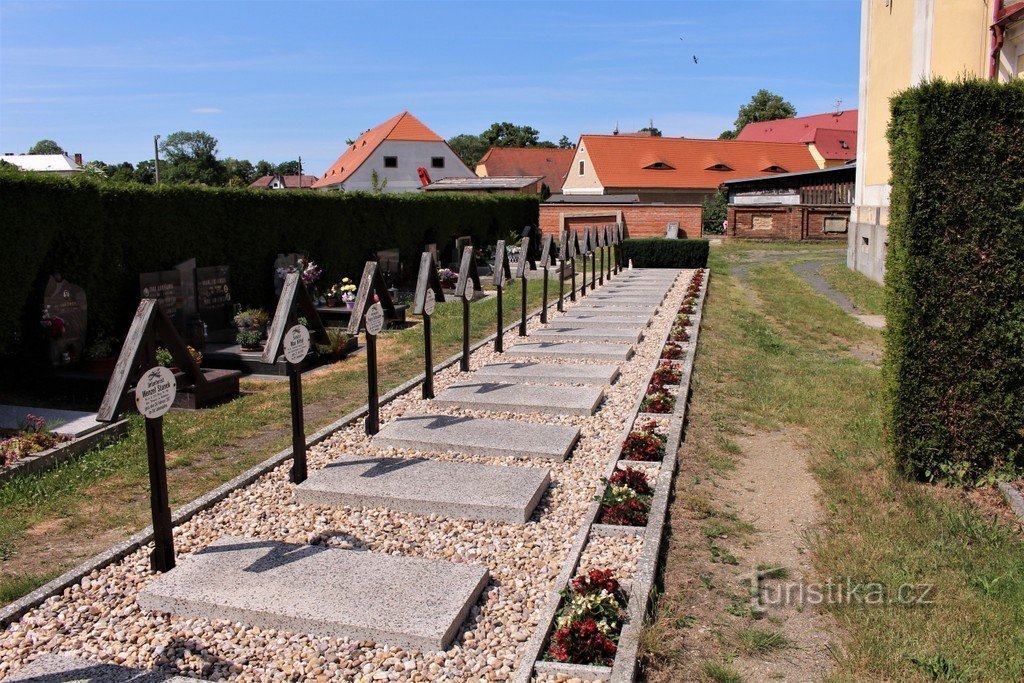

{"left": 719, "top": 89, "right": 797, "bottom": 139}
{"left": 132, "top": 159, "right": 169, "bottom": 184}
{"left": 254, "top": 159, "right": 276, "bottom": 178}
{"left": 558, "top": 135, "right": 576, "bottom": 149}
{"left": 447, "top": 133, "right": 491, "bottom": 168}
{"left": 276, "top": 160, "right": 301, "bottom": 175}
{"left": 159, "top": 130, "right": 226, "bottom": 185}
{"left": 28, "top": 139, "right": 65, "bottom": 155}
{"left": 224, "top": 157, "right": 256, "bottom": 185}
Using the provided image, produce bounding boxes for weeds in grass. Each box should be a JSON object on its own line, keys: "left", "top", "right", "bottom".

{"left": 736, "top": 627, "right": 792, "bottom": 655}
{"left": 701, "top": 661, "right": 745, "bottom": 683}
{"left": 908, "top": 653, "right": 974, "bottom": 682}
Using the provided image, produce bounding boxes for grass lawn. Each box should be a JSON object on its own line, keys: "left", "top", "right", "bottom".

{"left": 819, "top": 261, "right": 886, "bottom": 315}
{"left": 643, "top": 243, "right": 1024, "bottom": 682}
{"left": 0, "top": 270, "right": 575, "bottom": 607}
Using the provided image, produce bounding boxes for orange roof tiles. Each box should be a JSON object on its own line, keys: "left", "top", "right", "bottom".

{"left": 578, "top": 135, "right": 819, "bottom": 190}
{"left": 477, "top": 147, "right": 575, "bottom": 193}
{"left": 313, "top": 112, "right": 444, "bottom": 189}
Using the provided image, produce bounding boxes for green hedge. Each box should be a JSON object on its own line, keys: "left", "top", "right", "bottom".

{"left": 620, "top": 238, "right": 709, "bottom": 268}
{"left": 0, "top": 171, "right": 538, "bottom": 357}
{"left": 884, "top": 78, "right": 1024, "bottom": 483}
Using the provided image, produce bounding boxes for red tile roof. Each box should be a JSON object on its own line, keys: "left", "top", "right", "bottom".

{"left": 249, "top": 174, "right": 319, "bottom": 189}
{"left": 736, "top": 110, "right": 858, "bottom": 160}
{"left": 810, "top": 129, "right": 856, "bottom": 161}
{"left": 578, "top": 135, "right": 819, "bottom": 190}
{"left": 476, "top": 147, "right": 575, "bottom": 193}
{"left": 313, "top": 112, "right": 443, "bottom": 189}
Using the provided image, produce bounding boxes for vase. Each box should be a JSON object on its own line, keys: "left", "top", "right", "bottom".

{"left": 345, "top": 301, "right": 355, "bottom": 310}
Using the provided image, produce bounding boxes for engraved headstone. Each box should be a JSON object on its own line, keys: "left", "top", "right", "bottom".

{"left": 43, "top": 275, "right": 87, "bottom": 363}
{"left": 139, "top": 269, "right": 185, "bottom": 333}
{"left": 365, "top": 302, "right": 385, "bottom": 336}
{"left": 196, "top": 265, "right": 232, "bottom": 331}
{"left": 666, "top": 222, "right": 680, "bottom": 239}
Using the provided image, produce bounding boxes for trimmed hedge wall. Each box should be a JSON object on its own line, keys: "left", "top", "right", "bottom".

{"left": 0, "top": 172, "right": 538, "bottom": 358}
{"left": 884, "top": 78, "right": 1024, "bottom": 483}
{"left": 620, "top": 238, "right": 709, "bottom": 269}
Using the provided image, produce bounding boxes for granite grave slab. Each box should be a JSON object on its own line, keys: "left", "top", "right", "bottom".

{"left": 506, "top": 341, "right": 635, "bottom": 361}
{"left": 432, "top": 381, "right": 604, "bottom": 416}
{"left": 473, "top": 361, "right": 620, "bottom": 385}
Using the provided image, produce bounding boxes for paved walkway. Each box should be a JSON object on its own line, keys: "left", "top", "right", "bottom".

{"left": 791, "top": 260, "right": 886, "bottom": 330}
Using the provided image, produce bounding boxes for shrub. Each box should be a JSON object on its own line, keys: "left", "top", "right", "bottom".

{"left": 621, "top": 421, "right": 667, "bottom": 461}
{"left": 548, "top": 618, "right": 618, "bottom": 666}
{"left": 621, "top": 238, "right": 709, "bottom": 268}
{"left": 651, "top": 361, "right": 681, "bottom": 387}
{"left": 884, "top": 78, "right": 1024, "bottom": 483}
{"left": 546, "top": 568, "right": 626, "bottom": 666}
{"left": 0, "top": 172, "right": 538, "bottom": 359}
{"left": 641, "top": 388, "right": 674, "bottom": 414}
{"left": 609, "top": 466, "right": 653, "bottom": 496}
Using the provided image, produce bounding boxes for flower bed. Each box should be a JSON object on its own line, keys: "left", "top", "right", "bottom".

{"left": 598, "top": 467, "right": 653, "bottom": 526}
{"left": 660, "top": 342, "right": 685, "bottom": 360}
{"left": 651, "top": 361, "right": 681, "bottom": 387}
{"left": 640, "top": 387, "right": 675, "bottom": 414}
{"left": 545, "top": 570, "right": 627, "bottom": 666}
{"left": 0, "top": 415, "right": 70, "bottom": 470}
{"left": 668, "top": 324, "right": 689, "bottom": 343}
{"left": 620, "top": 421, "right": 667, "bottom": 462}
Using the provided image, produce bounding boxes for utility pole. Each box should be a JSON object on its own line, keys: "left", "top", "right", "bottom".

{"left": 153, "top": 135, "right": 161, "bottom": 185}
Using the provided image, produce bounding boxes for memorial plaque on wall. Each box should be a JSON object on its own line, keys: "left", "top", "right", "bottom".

{"left": 139, "top": 270, "right": 185, "bottom": 333}
{"left": 196, "top": 265, "right": 232, "bottom": 330}
{"left": 43, "top": 276, "right": 87, "bottom": 362}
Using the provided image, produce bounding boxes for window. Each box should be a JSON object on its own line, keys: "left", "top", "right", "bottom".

{"left": 706, "top": 163, "right": 733, "bottom": 171}
{"left": 823, "top": 216, "right": 848, "bottom": 233}
{"left": 762, "top": 165, "right": 788, "bottom": 173}
{"left": 384, "top": 156, "right": 398, "bottom": 168}
{"left": 752, "top": 215, "right": 773, "bottom": 231}
{"left": 644, "top": 162, "right": 674, "bottom": 170}
{"left": 431, "top": 156, "right": 445, "bottom": 169}
{"left": 579, "top": 160, "right": 585, "bottom": 176}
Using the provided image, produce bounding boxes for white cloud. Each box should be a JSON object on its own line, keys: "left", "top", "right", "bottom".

{"left": 192, "top": 107, "right": 223, "bottom": 114}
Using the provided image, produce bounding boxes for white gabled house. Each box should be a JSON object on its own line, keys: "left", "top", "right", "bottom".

{"left": 313, "top": 112, "right": 474, "bottom": 193}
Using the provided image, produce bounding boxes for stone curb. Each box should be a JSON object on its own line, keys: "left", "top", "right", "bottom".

{"left": 998, "top": 481, "right": 1024, "bottom": 522}
{"left": 513, "top": 268, "right": 708, "bottom": 683}
{"left": 0, "top": 419, "right": 130, "bottom": 487}
{"left": 0, "top": 283, "right": 583, "bottom": 630}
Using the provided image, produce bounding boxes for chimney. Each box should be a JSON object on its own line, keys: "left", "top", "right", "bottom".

{"left": 73, "top": 153, "right": 83, "bottom": 166}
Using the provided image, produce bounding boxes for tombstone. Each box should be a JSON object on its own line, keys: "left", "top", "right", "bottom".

{"left": 580, "top": 228, "right": 590, "bottom": 296}
{"left": 455, "top": 246, "right": 482, "bottom": 372}
{"left": 347, "top": 262, "right": 398, "bottom": 435}
{"left": 43, "top": 275, "right": 87, "bottom": 365}
{"left": 588, "top": 228, "right": 598, "bottom": 290}
{"left": 492, "top": 241, "right": 512, "bottom": 353}
{"left": 427, "top": 243, "right": 439, "bottom": 265}
{"left": 597, "top": 225, "right": 606, "bottom": 286}
{"left": 377, "top": 248, "right": 401, "bottom": 285}
{"left": 514, "top": 236, "right": 536, "bottom": 336}
{"left": 557, "top": 228, "right": 569, "bottom": 312}
{"left": 666, "top": 221, "right": 680, "bottom": 239}
{"left": 262, "top": 271, "right": 331, "bottom": 482}
{"left": 520, "top": 224, "right": 542, "bottom": 263}
{"left": 414, "top": 252, "right": 446, "bottom": 399}
{"left": 196, "top": 265, "right": 232, "bottom": 336}
{"left": 139, "top": 269, "right": 185, "bottom": 334}
{"left": 569, "top": 229, "right": 581, "bottom": 302}
{"left": 454, "top": 236, "right": 473, "bottom": 268}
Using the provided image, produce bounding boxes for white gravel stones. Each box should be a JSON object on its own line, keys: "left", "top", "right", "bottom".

{"left": 0, "top": 269, "right": 696, "bottom": 683}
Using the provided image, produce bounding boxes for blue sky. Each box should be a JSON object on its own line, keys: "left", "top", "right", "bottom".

{"left": 0, "top": 1, "right": 861, "bottom": 174}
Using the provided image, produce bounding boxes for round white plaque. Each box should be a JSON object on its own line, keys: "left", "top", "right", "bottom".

{"left": 424, "top": 289, "right": 436, "bottom": 316}
{"left": 464, "top": 279, "right": 475, "bottom": 302}
{"left": 284, "top": 324, "right": 310, "bottom": 364}
{"left": 135, "top": 366, "right": 176, "bottom": 418}
{"left": 365, "top": 302, "right": 385, "bottom": 336}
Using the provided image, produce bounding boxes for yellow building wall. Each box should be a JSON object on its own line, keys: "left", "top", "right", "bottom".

{"left": 931, "top": 2, "right": 989, "bottom": 78}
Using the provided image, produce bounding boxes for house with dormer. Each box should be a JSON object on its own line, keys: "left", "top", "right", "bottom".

{"left": 313, "top": 112, "right": 474, "bottom": 193}
{"left": 541, "top": 135, "right": 818, "bottom": 238}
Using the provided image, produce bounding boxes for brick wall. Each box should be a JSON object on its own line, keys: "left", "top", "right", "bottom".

{"left": 728, "top": 205, "right": 848, "bottom": 241}
{"left": 540, "top": 203, "right": 703, "bottom": 239}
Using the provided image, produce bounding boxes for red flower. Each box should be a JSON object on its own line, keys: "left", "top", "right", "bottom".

{"left": 621, "top": 429, "right": 665, "bottom": 461}
{"left": 609, "top": 467, "right": 653, "bottom": 495}
{"left": 661, "top": 343, "right": 684, "bottom": 360}
{"left": 548, "top": 618, "right": 618, "bottom": 666}
{"left": 600, "top": 499, "right": 649, "bottom": 526}
{"left": 571, "top": 568, "right": 621, "bottom": 596}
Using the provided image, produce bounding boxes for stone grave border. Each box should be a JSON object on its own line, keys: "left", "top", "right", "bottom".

{"left": 0, "top": 277, "right": 592, "bottom": 629}
{"left": 514, "top": 267, "right": 709, "bottom": 683}
{"left": 0, "top": 420, "right": 129, "bottom": 488}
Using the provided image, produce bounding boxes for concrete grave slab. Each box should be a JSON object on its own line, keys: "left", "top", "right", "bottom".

{"left": 570, "top": 304, "right": 658, "bottom": 315}
{"left": 474, "top": 361, "right": 620, "bottom": 385}
{"left": 432, "top": 381, "right": 604, "bottom": 416}
{"left": 530, "top": 327, "right": 642, "bottom": 343}
{"left": 551, "top": 316, "right": 650, "bottom": 328}
{"left": 6, "top": 654, "right": 193, "bottom": 682}
{"left": 295, "top": 456, "right": 550, "bottom": 523}
{"left": 0, "top": 404, "right": 104, "bottom": 438}
{"left": 506, "top": 341, "right": 634, "bottom": 362}
{"left": 138, "top": 536, "right": 488, "bottom": 650}
{"left": 374, "top": 414, "right": 580, "bottom": 461}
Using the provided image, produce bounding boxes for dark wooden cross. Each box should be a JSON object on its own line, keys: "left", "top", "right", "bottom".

{"left": 539, "top": 234, "right": 554, "bottom": 324}
{"left": 588, "top": 227, "right": 597, "bottom": 290}
{"left": 569, "top": 228, "right": 581, "bottom": 302}
{"left": 261, "top": 271, "right": 330, "bottom": 483}
{"left": 557, "top": 228, "right": 568, "bottom": 313}
{"left": 347, "top": 261, "right": 397, "bottom": 435}
{"left": 597, "top": 225, "right": 606, "bottom": 286}
{"left": 97, "top": 299, "right": 209, "bottom": 573}
{"left": 514, "top": 236, "right": 536, "bottom": 336}
{"left": 455, "top": 246, "right": 482, "bottom": 372}
{"left": 414, "top": 251, "right": 447, "bottom": 399}
{"left": 492, "top": 240, "right": 513, "bottom": 352}
{"left": 580, "top": 227, "right": 589, "bottom": 296}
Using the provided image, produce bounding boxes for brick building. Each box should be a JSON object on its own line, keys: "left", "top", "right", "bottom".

{"left": 722, "top": 164, "right": 855, "bottom": 241}
{"left": 541, "top": 135, "right": 818, "bottom": 239}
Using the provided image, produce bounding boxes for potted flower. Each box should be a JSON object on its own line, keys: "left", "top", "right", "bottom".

{"left": 234, "top": 308, "right": 269, "bottom": 338}
{"left": 437, "top": 268, "right": 459, "bottom": 291}
{"left": 40, "top": 308, "right": 66, "bottom": 366}
{"left": 338, "top": 278, "right": 357, "bottom": 309}
{"left": 83, "top": 334, "right": 117, "bottom": 375}
{"left": 155, "top": 345, "right": 203, "bottom": 372}
{"left": 236, "top": 329, "right": 263, "bottom": 352}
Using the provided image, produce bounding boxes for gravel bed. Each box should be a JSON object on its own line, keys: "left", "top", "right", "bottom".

{"left": 0, "top": 271, "right": 694, "bottom": 683}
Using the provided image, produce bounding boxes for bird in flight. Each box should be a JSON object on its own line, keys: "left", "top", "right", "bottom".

{"left": 692, "top": 55, "right": 699, "bottom": 64}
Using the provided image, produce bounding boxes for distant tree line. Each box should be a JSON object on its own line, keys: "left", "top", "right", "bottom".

{"left": 22, "top": 131, "right": 303, "bottom": 187}
{"left": 447, "top": 122, "right": 575, "bottom": 168}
